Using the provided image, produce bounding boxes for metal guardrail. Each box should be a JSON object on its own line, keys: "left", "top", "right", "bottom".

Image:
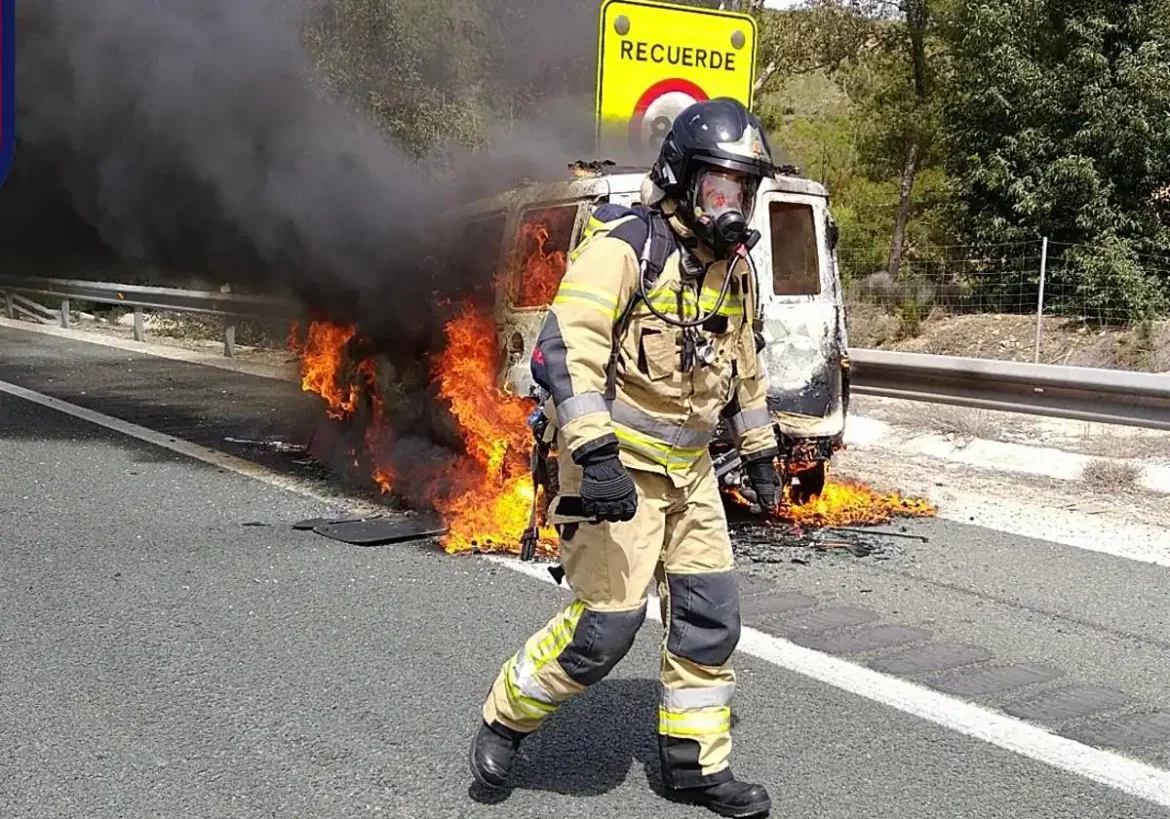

{"left": 850, "top": 349, "right": 1170, "bottom": 432}
{"left": 0, "top": 276, "right": 301, "bottom": 358}
{"left": 2, "top": 276, "right": 1168, "bottom": 430}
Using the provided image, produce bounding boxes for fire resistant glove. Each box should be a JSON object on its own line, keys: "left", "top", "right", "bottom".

{"left": 576, "top": 442, "right": 638, "bottom": 523}
{"left": 745, "top": 456, "right": 781, "bottom": 514}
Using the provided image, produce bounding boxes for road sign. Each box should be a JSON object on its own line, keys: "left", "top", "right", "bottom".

{"left": 595, "top": 0, "right": 757, "bottom": 162}
{"left": 0, "top": 0, "right": 12, "bottom": 188}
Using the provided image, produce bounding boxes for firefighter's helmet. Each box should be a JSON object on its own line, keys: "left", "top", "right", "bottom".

{"left": 649, "top": 97, "right": 775, "bottom": 256}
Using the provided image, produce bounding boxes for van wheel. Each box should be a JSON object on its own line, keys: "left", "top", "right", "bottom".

{"left": 789, "top": 461, "right": 826, "bottom": 505}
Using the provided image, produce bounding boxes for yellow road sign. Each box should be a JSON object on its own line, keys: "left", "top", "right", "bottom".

{"left": 595, "top": 0, "right": 758, "bottom": 162}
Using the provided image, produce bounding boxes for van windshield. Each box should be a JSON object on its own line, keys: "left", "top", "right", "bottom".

{"left": 769, "top": 201, "right": 822, "bottom": 297}
{"left": 511, "top": 205, "right": 576, "bottom": 308}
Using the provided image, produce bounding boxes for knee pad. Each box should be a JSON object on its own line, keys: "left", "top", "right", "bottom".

{"left": 557, "top": 603, "right": 647, "bottom": 686}
{"left": 666, "top": 571, "right": 742, "bottom": 667}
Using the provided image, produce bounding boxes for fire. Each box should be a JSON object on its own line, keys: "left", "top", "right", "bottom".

{"left": 430, "top": 304, "right": 557, "bottom": 555}
{"left": 291, "top": 312, "right": 933, "bottom": 561}
{"left": 289, "top": 320, "right": 360, "bottom": 420}
{"left": 779, "top": 478, "right": 935, "bottom": 527}
{"left": 725, "top": 466, "right": 936, "bottom": 528}
{"left": 513, "top": 220, "right": 567, "bottom": 308}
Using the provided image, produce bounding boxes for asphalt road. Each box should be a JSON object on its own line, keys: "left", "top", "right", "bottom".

{"left": 2, "top": 324, "right": 1170, "bottom": 818}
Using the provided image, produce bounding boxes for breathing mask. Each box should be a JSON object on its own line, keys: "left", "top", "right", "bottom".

{"left": 689, "top": 167, "right": 759, "bottom": 259}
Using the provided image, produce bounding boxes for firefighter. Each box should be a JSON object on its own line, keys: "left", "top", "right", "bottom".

{"left": 470, "top": 98, "right": 781, "bottom": 819}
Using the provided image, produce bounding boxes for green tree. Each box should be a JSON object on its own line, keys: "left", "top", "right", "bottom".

{"left": 940, "top": 0, "right": 1170, "bottom": 318}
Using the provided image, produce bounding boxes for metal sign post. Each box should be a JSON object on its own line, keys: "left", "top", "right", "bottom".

{"left": 594, "top": 0, "right": 757, "bottom": 163}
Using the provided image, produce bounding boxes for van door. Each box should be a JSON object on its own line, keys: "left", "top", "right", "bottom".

{"left": 750, "top": 191, "right": 847, "bottom": 440}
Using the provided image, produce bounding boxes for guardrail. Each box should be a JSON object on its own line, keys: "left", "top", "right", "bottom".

{"left": 849, "top": 349, "right": 1170, "bottom": 432}
{"left": 0, "top": 275, "right": 301, "bottom": 358}
{"left": 2, "top": 276, "right": 1168, "bottom": 430}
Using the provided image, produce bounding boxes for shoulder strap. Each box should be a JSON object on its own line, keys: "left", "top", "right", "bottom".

{"left": 603, "top": 206, "right": 676, "bottom": 400}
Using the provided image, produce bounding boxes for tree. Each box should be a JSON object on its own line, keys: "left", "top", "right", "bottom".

{"left": 940, "top": 0, "right": 1170, "bottom": 318}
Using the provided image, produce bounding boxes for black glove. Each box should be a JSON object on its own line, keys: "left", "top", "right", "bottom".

{"left": 576, "top": 443, "right": 638, "bottom": 523}
{"left": 745, "top": 456, "right": 780, "bottom": 514}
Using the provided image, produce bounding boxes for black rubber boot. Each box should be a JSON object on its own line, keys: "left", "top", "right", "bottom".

{"left": 468, "top": 721, "right": 525, "bottom": 790}
{"left": 668, "top": 777, "right": 773, "bottom": 818}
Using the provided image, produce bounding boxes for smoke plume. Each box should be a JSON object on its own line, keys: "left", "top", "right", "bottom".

{"left": 2, "top": 0, "right": 598, "bottom": 341}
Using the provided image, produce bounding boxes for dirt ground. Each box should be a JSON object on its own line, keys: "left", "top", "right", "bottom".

{"left": 847, "top": 306, "right": 1170, "bottom": 373}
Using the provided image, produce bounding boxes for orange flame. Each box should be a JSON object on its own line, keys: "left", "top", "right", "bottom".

{"left": 724, "top": 467, "right": 936, "bottom": 528}
{"left": 512, "top": 220, "right": 567, "bottom": 308}
{"left": 289, "top": 320, "right": 361, "bottom": 421}
{"left": 779, "top": 477, "right": 935, "bottom": 527}
{"left": 429, "top": 303, "right": 557, "bottom": 555}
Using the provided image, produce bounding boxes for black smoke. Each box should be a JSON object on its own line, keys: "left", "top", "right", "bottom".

{"left": 0, "top": 0, "right": 599, "bottom": 343}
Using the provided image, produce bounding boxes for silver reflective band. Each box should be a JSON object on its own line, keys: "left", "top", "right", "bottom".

{"left": 514, "top": 655, "right": 558, "bottom": 705}
{"left": 611, "top": 401, "right": 714, "bottom": 450}
{"left": 730, "top": 407, "right": 772, "bottom": 437}
{"left": 556, "top": 392, "right": 610, "bottom": 424}
{"left": 661, "top": 682, "right": 736, "bottom": 711}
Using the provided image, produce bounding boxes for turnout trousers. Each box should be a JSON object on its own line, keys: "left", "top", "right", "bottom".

{"left": 481, "top": 460, "right": 742, "bottom": 789}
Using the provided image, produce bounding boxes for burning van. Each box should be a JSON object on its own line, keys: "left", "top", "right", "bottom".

{"left": 438, "top": 160, "right": 850, "bottom": 504}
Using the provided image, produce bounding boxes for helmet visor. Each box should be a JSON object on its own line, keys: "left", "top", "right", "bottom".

{"left": 696, "top": 167, "right": 756, "bottom": 221}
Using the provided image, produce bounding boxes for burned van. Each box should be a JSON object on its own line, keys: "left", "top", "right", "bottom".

{"left": 440, "top": 160, "right": 850, "bottom": 502}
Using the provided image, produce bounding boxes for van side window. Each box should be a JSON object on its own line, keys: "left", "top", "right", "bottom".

{"left": 449, "top": 210, "right": 508, "bottom": 303}
{"left": 769, "top": 201, "right": 822, "bottom": 297}
{"left": 511, "top": 205, "right": 577, "bottom": 308}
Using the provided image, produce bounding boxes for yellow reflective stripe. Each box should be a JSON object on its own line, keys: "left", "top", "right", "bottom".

{"left": 530, "top": 605, "right": 583, "bottom": 671}
{"left": 504, "top": 601, "right": 585, "bottom": 718}
{"left": 658, "top": 706, "right": 732, "bottom": 738}
{"left": 569, "top": 214, "right": 640, "bottom": 262}
{"left": 554, "top": 283, "right": 620, "bottom": 319}
{"left": 699, "top": 287, "right": 744, "bottom": 317}
{"left": 504, "top": 656, "right": 557, "bottom": 717}
{"left": 553, "top": 294, "right": 619, "bottom": 320}
{"left": 615, "top": 427, "right": 705, "bottom": 471}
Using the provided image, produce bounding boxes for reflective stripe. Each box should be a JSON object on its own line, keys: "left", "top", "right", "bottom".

{"left": 503, "top": 601, "right": 585, "bottom": 719}
{"left": 554, "top": 283, "right": 620, "bottom": 319}
{"left": 662, "top": 683, "right": 736, "bottom": 711}
{"left": 611, "top": 401, "right": 713, "bottom": 450}
{"left": 557, "top": 392, "right": 610, "bottom": 424}
{"left": 658, "top": 706, "right": 732, "bottom": 738}
{"left": 699, "top": 286, "right": 744, "bottom": 316}
{"left": 730, "top": 407, "right": 772, "bottom": 437}
{"left": 513, "top": 654, "right": 557, "bottom": 705}
{"left": 615, "top": 428, "right": 706, "bottom": 471}
{"left": 570, "top": 214, "right": 640, "bottom": 261}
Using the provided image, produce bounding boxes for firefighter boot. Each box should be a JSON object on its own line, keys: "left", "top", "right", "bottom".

{"left": 668, "top": 777, "right": 773, "bottom": 818}
{"left": 469, "top": 720, "right": 526, "bottom": 790}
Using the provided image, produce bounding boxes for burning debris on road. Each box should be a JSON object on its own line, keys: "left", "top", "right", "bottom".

{"left": 286, "top": 300, "right": 937, "bottom": 561}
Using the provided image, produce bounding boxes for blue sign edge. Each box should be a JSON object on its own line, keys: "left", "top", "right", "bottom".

{"left": 0, "top": 0, "right": 14, "bottom": 188}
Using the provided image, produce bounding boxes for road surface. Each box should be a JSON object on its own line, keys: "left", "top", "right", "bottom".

{"left": 1, "top": 324, "right": 1169, "bottom": 818}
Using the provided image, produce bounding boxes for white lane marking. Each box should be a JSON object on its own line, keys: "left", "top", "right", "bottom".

{"left": 0, "top": 379, "right": 378, "bottom": 512}
{"left": 10, "top": 316, "right": 1169, "bottom": 566}
{"left": 6, "top": 379, "right": 1170, "bottom": 810}
{"left": 492, "top": 558, "right": 1170, "bottom": 809}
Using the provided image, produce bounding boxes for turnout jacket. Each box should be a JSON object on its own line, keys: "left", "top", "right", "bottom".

{"left": 532, "top": 201, "right": 778, "bottom": 489}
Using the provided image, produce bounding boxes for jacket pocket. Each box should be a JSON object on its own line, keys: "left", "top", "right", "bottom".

{"left": 638, "top": 328, "right": 677, "bottom": 382}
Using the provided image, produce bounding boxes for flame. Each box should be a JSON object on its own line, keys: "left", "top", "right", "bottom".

{"left": 724, "top": 466, "right": 936, "bottom": 528}
{"left": 512, "top": 219, "right": 567, "bottom": 308}
{"left": 779, "top": 477, "right": 936, "bottom": 527}
{"left": 429, "top": 303, "right": 557, "bottom": 555}
{"left": 291, "top": 311, "right": 933, "bottom": 561}
{"left": 289, "top": 320, "right": 360, "bottom": 420}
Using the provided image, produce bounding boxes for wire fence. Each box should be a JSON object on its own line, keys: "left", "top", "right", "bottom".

{"left": 838, "top": 239, "right": 1170, "bottom": 372}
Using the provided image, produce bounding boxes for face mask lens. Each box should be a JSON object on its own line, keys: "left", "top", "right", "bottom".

{"left": 697, "top": 169, "right": 747, "bottom": 218}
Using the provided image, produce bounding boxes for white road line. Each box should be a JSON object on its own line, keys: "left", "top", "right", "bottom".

{"left": 5, "top": 379, "right": 1170, "bottom": 810}
{"left": 0, "top": 379, "right": 378, "bottom": 513}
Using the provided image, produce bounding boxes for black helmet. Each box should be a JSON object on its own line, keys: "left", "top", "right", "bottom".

{"left": 649, "top": 98, "right": 775, "bottom": 256}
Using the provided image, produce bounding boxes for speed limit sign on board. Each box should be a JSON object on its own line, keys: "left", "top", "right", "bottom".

{"left": 595, "top": 0, "right": 757, "bottom": 161}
